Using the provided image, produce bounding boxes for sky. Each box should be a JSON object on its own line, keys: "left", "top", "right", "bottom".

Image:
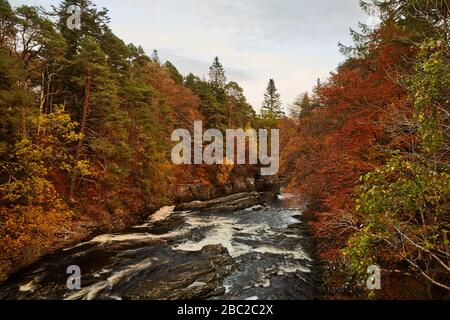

{"left": 11, "top": 0, "right": 371, "bottom": 112}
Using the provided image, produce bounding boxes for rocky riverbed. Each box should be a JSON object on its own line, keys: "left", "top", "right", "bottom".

{"left": 0, "top": 192, "right": 316, "bottom": 300}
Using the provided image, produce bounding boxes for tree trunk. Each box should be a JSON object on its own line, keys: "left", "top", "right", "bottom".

{"left": 37, "top": 71, "right": 45, "bottom": 134}
{"left": 69, "top": 65, "right": 92, "bottom": 202}
{"left": 46, "top": 72, "right": 53, "bottom": 113}
{"left": 228, "top": 102, "right": 233, "bottom": 127}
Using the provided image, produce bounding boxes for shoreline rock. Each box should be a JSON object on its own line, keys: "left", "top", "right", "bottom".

{"left": 175, "top": 192, "right": 263, "bottom": 212}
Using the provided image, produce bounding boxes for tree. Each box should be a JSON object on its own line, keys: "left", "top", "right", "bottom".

{"left": 12, "top": 5, "right": 65, "bottom": 71}
{"left": 0, "top": 107, "right": 78, "bottom": 259}
{"left": 0, "top": 0, "right": 16, "bottom": 48}
{"left": 345, "top": 38, "right": 450, "bottom": 293}
{"left": 165, "top": 61, "right": 183, "bottom": 84}
{"left": 127, "top": 43, "right": 150, "bottom": 67}
{"left": 151, "top": 49, "right": 160, "bottom": 64}
{"left": 67, "top": 35, "right": 124, "bottom": 201}
{"left": 185, "top": 73, "right": 227, "bottom": 130}
{"left": 280, "top": 0, "right": 449, "bottom": 299}
{"left": 55, "top": 0, "right": 110, "bottom": 59}
{"left": 260, "top": 79, "right": 284, "bottom": 127}
{"left": 225, "top": 81, "right": 255, "bottom": 127}
{"left": 100, "top": 30, "right": 131, "bottom": 76}
{"left": 208, "top": 56, "right": 226, "bottom": 88}
{"left": 289, "top": 92, "right": 314, "bottom": 118}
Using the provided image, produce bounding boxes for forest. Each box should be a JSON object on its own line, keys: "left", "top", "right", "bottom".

{"left": 281, "top": 0, "right": 449, "bottom": 298}
{"left": 0, "top": 0, "right": 270, "bottom": 281}
{"left": 0, "top": 0, "right": 449, "bottom": 300}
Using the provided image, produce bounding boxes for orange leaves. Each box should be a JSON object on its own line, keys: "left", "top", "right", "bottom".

{"left": 145, "top": 64, "right": 203, "bottom": 130}
{"left": 280, "top": 24, "right": 413, "bottom": 265}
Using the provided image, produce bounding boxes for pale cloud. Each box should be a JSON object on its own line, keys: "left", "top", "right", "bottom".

{"left": 11, "top": 0, "right": 369, "bottom": 111}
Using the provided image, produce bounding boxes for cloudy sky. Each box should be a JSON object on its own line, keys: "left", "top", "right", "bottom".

{"left": 11, "top": 0, "right": 370, "bottom": 111}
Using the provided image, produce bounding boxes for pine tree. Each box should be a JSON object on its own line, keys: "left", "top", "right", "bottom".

{"left": 101, "top": 30, "right": 131, "bottom": 76}
{"left": 151, "top": 49, "right": 160, "bottom": 64}
{"left": 55, "top": 0, "right": 110, "bottom": 59}
{"left": 0, "top": 0, "right": 261, "bottom": 269}
{"left": 127, "top": 44, "right": 150, "bottom": 67}
{"left": 0, "top": 48, "right": 33, "bottom": 144}
{"left": 67, "top": 35, "right": 125, "bottom": 200}
{"left": 261, "top": 79, "right": 284, "bottom": 126}
{"left": 0, "top": 0, "right": 16, "bottom": 48}
{"left": 185, "top": 73, "right": 227, "bottom": 130}
{"left": 208, "top": 56, "right": 226, "bottom": 88}
{"left": 165, "top": 61, "right": 183, "bottom": 84}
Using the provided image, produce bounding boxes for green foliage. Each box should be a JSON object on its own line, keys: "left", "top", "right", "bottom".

{"left": 185, "top": 73, "right": 227, "bottom": 130}
{"left": 260, "top": 79, "right": 284, "bottom": 127}
{"left": 151, "top": 49, "right": 160, "bottom": 64}
{"left": 0, "top": 48, "right": 33, "bottom": 142}
{"left": 0, "top": 0, "right": 17, "bottom": 47}
{"left": 225, "top": 81, "right": 255, "bottom": 127}
{"left": 1, "top": 107, "right": 82, "bottom": 201}
{"left": 208, "top": 56, "right": 226, "bottom": 88}
{"left": 56, "top": 0, "right": 110, "bottom": 57}
{"left": 344, "top": 230, "right": 376, "bottom": 275}
{"left": 0, "top": 108, "right": 78, "bottom": 255}
{"left": 165, "top": 61, "right": 183, "bottom": 84}
{"left": 411, "top": 39, "right": 449, "bottom": 156}
{"left": 346, "top": 156, "right": 449, "bottom": 271}
{"left": 100, "top": 30, "right": 131, "bottom": 76}
{"left": 345, "top": 37, "right": 450, "bottom": 291}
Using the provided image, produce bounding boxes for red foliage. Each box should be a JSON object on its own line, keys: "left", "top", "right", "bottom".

{"left": 281, "top": 25, "right": 413, "bottom": 261}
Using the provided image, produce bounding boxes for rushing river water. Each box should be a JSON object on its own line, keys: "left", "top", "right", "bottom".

{"left": 0, "top": 193, "right": 316, "bottom": 300}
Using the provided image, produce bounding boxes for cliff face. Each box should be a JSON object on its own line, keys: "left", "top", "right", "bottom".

{"left": 0, "top": 176, "right": 277, "bottom": 282}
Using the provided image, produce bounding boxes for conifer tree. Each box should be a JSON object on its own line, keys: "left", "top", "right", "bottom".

{"left": 0, "top": 0, "right": 16, "bottom": 48}
{"left": 260, "top": 79, "right": 284, "bottom": 126}
{"left": 165, "top": 61, "right": 183, "bottom": 84}
{"left": 208, "top": 56, "right": 226, "bottom": 88}
{"left": 151, "top": 49, "right": 160, "bottom": 64}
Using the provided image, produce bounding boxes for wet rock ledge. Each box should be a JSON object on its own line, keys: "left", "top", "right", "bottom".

{"left": 175, "top": 192, "right": 263, "bottom": 212}
{"left": 123, "top": 245, "right": 234, "bottom": 300}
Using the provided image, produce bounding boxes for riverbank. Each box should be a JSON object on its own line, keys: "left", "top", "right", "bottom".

{"left": 0, "top": 176, "right": 277, "bottom": 283}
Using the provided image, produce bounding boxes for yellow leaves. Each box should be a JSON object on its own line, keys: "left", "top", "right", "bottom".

{"left": 75, "top": 160, "right": 92, "bottom": 176}
{"left": 0, "top": 107, "right": 83, "bottom": 257}
{"left": 0, "top": 180, "right": 25, "bottom": 202}
{"left": 64, "top": 131, "right": 83, "bottom": 142}
{"left": 0, "top": 201, "right": 73, "bottom": 255}
{"left": 1, "top": 181, "right": 74, "bottom": 255}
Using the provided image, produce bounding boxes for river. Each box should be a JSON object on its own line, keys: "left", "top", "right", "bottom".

{"left": 0, "top": 193, "right": 316, "bottom": 300}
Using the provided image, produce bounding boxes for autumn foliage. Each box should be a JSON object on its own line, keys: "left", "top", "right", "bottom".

{"left": 0, "top": 0, "right": 257, "bottom": 280}
{"left": 281, "top": 1, "right": 449, "bottom": 299}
